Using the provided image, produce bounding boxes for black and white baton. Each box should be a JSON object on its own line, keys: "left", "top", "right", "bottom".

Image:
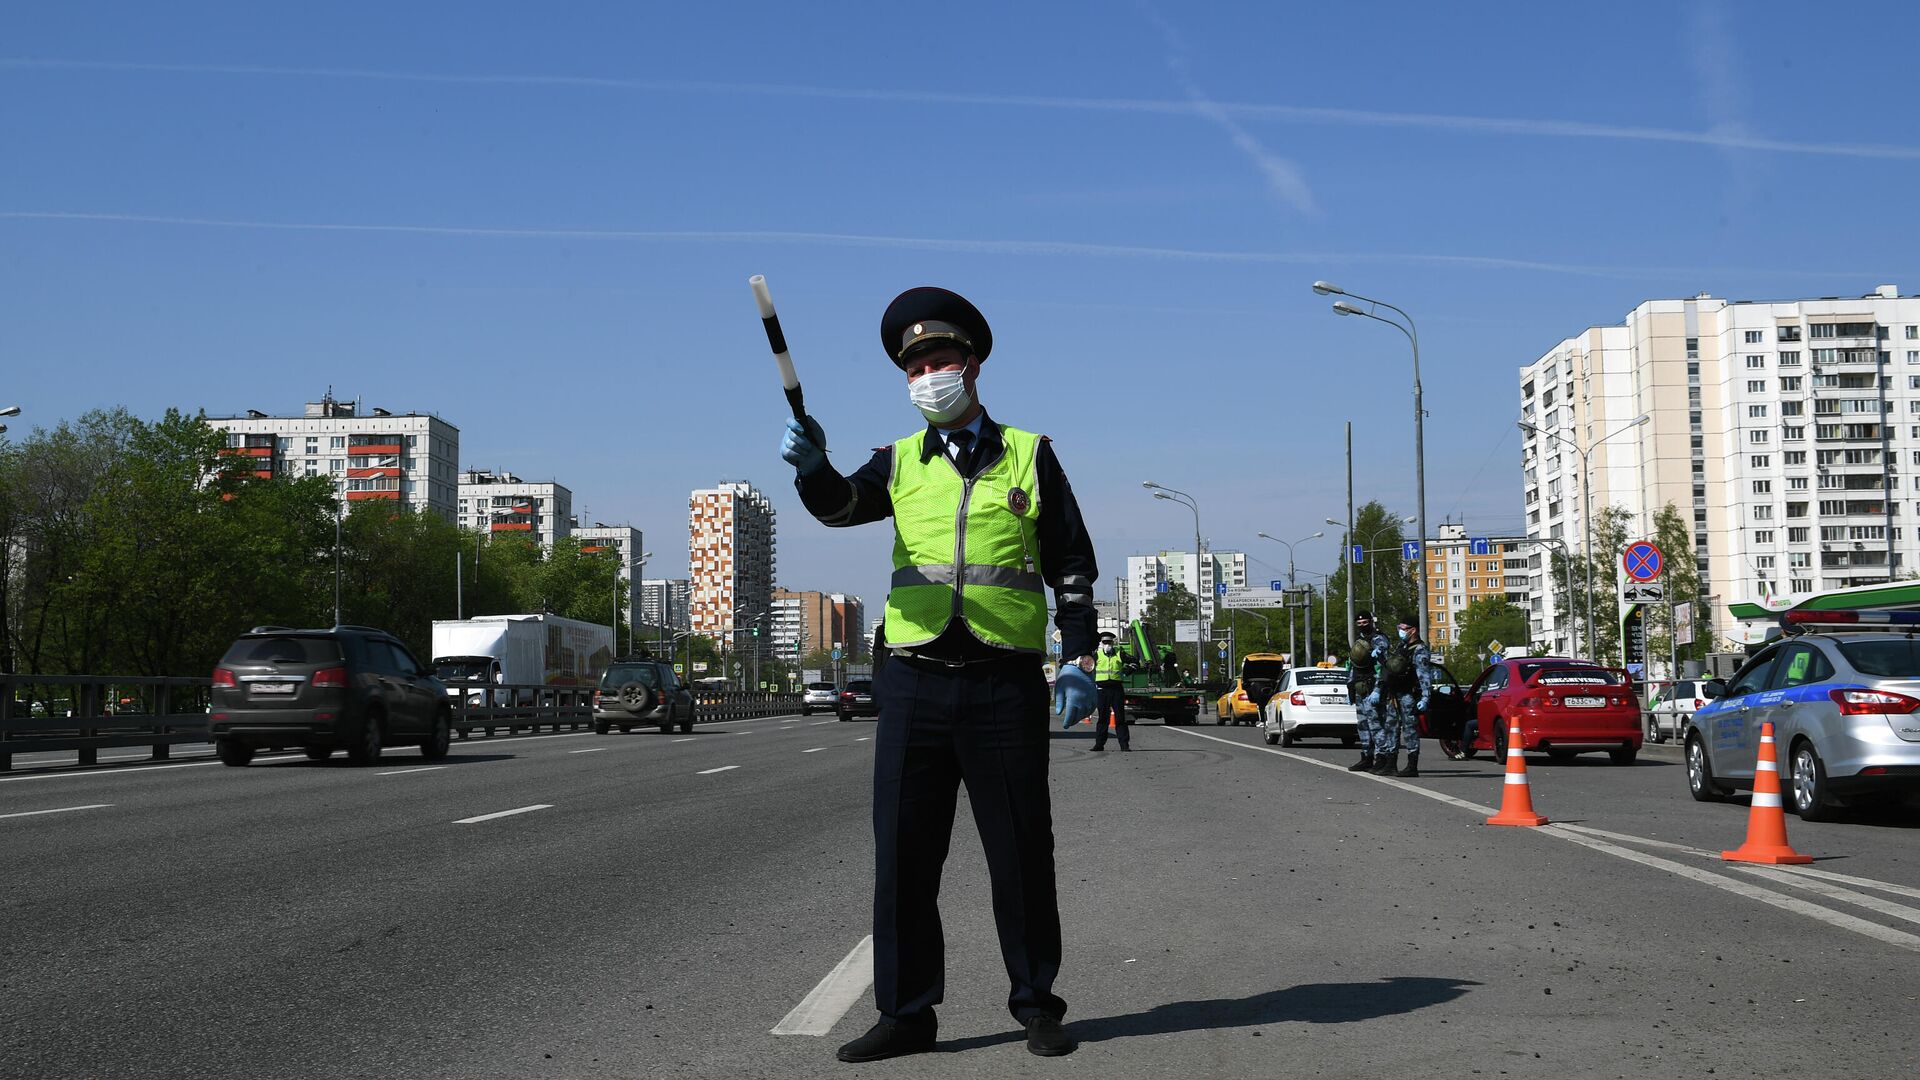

{"left": 748, "top": 274, "right": 809, "bottom": 424}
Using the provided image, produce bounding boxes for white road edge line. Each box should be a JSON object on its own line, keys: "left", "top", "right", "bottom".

{"left": 772, "top": 935, "right": 874, "bottom": 1036}
{"left": 1728, "top": 864, "right": 1920, "bottom": 927}
{"left": 1163, "top": 726, "right": 1920, "bottom": 954}
{"left": 0, "top": 803, "right": 112, "bottom": 820}
{"left": 672, "top": 738, "right": 696, "bottom": 743}
{"left": 810, "top": 721, "right": 837, "bottom": 726}
{"left": 698, "top": 765, "right": 740, "bottom": 775}
{"left": 377, "top": 766, "right": 447, "bottom": 776}
{"left": 453, "top": 804, "right": 553, "bottom": 825}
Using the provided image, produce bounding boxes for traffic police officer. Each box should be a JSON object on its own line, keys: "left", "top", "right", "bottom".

{"left": 1091, "top": 630, "right": 1130, "bottom": 751}
{"left": 1347, "top": 611, "right": 1390, "bottom": 772}
{"left": 780, "top": 286, "right": 1097, "bottom": 1062}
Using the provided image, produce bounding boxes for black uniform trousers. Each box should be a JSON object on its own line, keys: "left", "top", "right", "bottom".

{"left": 1093, "top": 680, "right": 1128, "bottom": 748}
{"left": 871, "top": 652, "right": 1066, "bottom": 1025}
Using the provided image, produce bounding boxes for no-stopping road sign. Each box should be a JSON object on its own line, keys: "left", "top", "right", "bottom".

{"left": 1624, "top": 541, "right": 1663, "bottom": 583}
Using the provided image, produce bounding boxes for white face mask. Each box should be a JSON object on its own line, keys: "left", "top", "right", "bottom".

{"left": 909, "top": 368, "right": 973, "bottom": 424}
{"left": 1102, "top": 644, "right": 1116, "bottom": 655}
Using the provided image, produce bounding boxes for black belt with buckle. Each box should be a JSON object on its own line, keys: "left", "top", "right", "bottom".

{"left": 896, "top": 650, "right": 1036, "bottom": 673}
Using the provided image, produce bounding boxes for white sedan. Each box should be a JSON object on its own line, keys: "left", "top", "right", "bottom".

{"left": 1261, "top": 668, "right": 1359, "bottom": 747}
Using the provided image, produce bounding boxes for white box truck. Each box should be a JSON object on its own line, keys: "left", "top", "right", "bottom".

{"left": 431, "top": 614, "right": 615, "bottom": 704}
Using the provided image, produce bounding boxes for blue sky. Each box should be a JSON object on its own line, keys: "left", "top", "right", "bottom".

{"left": 5, "top": 1, "right": 1918, "bottom": 616}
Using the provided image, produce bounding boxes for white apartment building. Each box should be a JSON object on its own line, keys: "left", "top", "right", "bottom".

{"left": 1123, "top": 550, "right": 1248, "bottom": 623}
{"left": 1521, "top": 285, "right": 1920, "bottom": 650}
{"left": 456, "top": 470, "right": 573, "bottom": 549}
{"left": 641, "top": 578, "right": 691, "bottom": 632}
{"left": 205, "top": 395, "right": 460, "bottom": 520}
{"left": 574, "top": 525, "right": 645, "bottom": 633}
{"left": 689, "top": 482, "right": 777, "bottom": 660}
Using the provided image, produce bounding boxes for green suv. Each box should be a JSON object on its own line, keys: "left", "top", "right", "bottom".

{"left": 209, "top": 625, "right": 453, "bottom": 766}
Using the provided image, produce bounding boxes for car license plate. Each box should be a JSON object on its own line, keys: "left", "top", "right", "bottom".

{"left": 1565, "top": 696, "right": 1605, "bottom": 708}
{"left": 251, "top": 682, "right": 296, "bottom": 695}
{"left": 1317, "top": 696, "right": 1341, "bottom": 705}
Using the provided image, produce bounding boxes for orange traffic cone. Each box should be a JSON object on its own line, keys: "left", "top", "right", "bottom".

{"left": 1722, "top": 722, "right": 1812, "bottom": 865}
{"left": 1487, "top": 721, "right": 1549, "bottom": 827}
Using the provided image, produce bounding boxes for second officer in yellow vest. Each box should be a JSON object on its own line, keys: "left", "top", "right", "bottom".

{"left": 1091, "top": 630, "right": 1130, "bottom": 751}
{"left": 782, "top": 286, "right": 1099, "bottom": 1062}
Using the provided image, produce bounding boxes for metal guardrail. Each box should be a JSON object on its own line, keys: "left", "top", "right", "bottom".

{"left": 1, "top": 673, "right": 802, "bottom": 771}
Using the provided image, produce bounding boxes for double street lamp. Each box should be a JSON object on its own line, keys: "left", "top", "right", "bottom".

{"left": 1517, "top": 414, "right": 1649, "bottom": 659}
{"left": 0, "top": 404, "right": 18, "bottom": 436}
{"left": 1315, "top": 280, "right": 1430, "bottom": 640}
{"left": 1143, "top": 482, "right": 1208, "bottom": 681}
{"left": 1255, "top": 530, "right": 1323, "bottom": 663}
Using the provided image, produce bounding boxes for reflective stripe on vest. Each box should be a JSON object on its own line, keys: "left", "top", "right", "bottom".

{"left": 1094, "top": 650, "right": 1124, "bottom": 681}
{"left": 885, "top": 424, "right": 1046, "bottom": 652}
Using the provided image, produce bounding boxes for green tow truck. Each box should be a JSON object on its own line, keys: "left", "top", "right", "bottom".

{"left": 1116, "top": 619, "right": 1203, "bottom": 725}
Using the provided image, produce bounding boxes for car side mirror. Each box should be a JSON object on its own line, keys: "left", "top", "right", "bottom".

{"left": 1701, "top": 679, "right": 1726, "bottom": 700}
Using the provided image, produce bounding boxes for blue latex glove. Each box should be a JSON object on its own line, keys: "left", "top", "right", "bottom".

{"left": 1417, "top": 697, "right": 1430, "bottom": 713}
{"left": 780, "top": 416, "right": 828, "bottom": 475}
{"left": 1365, "top": 690, "right": 1380, "bottom": 707}
{"left": 1054, "top": 662, "right": 1096, "bottom": 726}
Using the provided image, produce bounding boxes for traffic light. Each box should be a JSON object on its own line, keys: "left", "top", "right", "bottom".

{"left": 751, "top": 627, "right": 759, "bottom": 637}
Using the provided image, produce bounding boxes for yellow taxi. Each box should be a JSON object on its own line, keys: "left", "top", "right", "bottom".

{"left": 1215, "top": 652, "right": 1289, "bottom": 726}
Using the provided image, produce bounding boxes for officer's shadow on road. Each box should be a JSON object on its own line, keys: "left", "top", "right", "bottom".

{"left": 940, "top": 976, "right": 1479, "bottom": 1050}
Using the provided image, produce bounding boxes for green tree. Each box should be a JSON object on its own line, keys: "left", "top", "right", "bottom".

{"left": 1323, "top": 501, "right": 1418, "bottom": 653}
{"left": 1550, "top": 504, "right": 1632, "bottom": 663}
{"left": 1444, "top": 596, "right": 1530, "bottom": 681}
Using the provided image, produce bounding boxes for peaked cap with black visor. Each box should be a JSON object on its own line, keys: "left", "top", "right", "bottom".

{"left": 881, "top": 287, "right": 993, "bottom": 368}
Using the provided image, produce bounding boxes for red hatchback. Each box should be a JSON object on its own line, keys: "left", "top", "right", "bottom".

{"left": 1462, "top": 658, "right": 1644, "bottom": 765}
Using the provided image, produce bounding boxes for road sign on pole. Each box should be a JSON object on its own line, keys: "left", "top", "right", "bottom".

{"left": 1350, "top": 545, "right": 1364, "bottom": 565}
{"left": 1624, "top": 541, "right": 1664, "bottom": 582}
{"left": 1216, "top": 582, "right": 1228, "bottom": 597}
{"left": 1269, "top": 579, "right": 1286, "bottom": 591}
{"left": 1469, "top": 537, "right": 1492, "bottom": 556}
{"left": 1156, "top": 581, "right": 1170, "bottom": 594}
{"left": 1221, "top": 588, "right": 1278, "bottom": 610}
{"left": 1402, "top": 540, "right": 1422, "bottom": 561}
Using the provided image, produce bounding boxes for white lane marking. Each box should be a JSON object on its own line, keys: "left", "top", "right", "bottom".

{"left": 672, "top": 738, "right": 696, "bottom": 743}
{"left": 1729, "top": 865, "right": 1920, "bottom": 927}
{"left": 772, "top": 935, "right": 874, "bottom": 1036}
{"left": 0, "top": 803, "right": 112, "bottom": 820}
{"left": 568, "top": 748, "right": 607, "bottom": 754}
{"left": 802, "top": 748, "right": 827, "bottom": 754}
{"left": 810, "top": 721, "right": 837, "bottom": 727}
{"left": 781, "top": 718, "right": 804, "bottom": 724}
{"left": 1546, "top": 822, "right": 1920, "bottom": 904}
{"left": 453, "top": 804, "right": 553, "bottom": 824}
{"left": 1164, "top": 727, "right": 1920, "bottom": 953}
{"left": 854, "top": 737, "right": 870, "bottom": 742}
{"left": 377, "top": 766, "right": 446, "bottom": 776}
{"left": 697, "top": 765, "right": 740, "bottom": 775}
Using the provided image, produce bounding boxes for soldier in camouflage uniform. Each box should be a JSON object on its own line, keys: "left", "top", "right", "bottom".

{"left": 1346, "top": 612, "right": 1391, "bottom": 772}
{"left": 1371, "top": 615, "right": 1435, "bottom": 777}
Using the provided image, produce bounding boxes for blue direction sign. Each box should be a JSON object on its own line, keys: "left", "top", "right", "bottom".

{"left": 1270, "top": 579, "right": 1286, "bottom": 591}
{"left": 1156, "top": 580, "right": 1169, "bottom": 594}
{"left": 1402, "top": 540, "right": 1422, "bottom": 561}
{"left": 830, "top": 647, "right": 842, "bottom": 660}
{"left": 1624, "top": 541, "right": 1664, "bottom": 583}
{"left": 1216, "top": 582, "right": 1228, "bottom": 597}
{"left": 1351, "top": 544, "right": 1365, "bottom": 565}
{"left": 1469, "top": 537, "right": 1492, "bottom": 556}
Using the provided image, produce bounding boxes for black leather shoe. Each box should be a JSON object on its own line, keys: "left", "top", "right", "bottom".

{"left": 836, "top": 1019, "right": 936, "bottom": 1063}
{"left": 1025, "top": 1015, "right": 1076, "bottom": 1057}
{"left": 1396, "top": 758, "right": 1420, "bottom": 777}
{"left": 1346, "top": 756, "right": 1374, "bottom": 772}
{"left": 1119, "top": 744, "right": 1131, "bottom": 752}
{"left": 1369, "top": 755, "right": 1397, "bottom": 775}
{"left": 1090, "top": 744, "right": 1105, "bottom": 752}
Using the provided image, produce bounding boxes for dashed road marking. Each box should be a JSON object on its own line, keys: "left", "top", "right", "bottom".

{"left": 773, "top": 935, "right": 874, "bottom": 1036}
{"left": 0, "top": 803, "right": 112, "bottom": 820}
{"left": 377, "top": 766, "right": 446, "bottom": 776}
{"left": 802, "top": 748, "right": 826, "bottom": 754}
{"left": 698, "top": 765, "right": 740, "bottom": 775}
{"left": 453, "top": 804, "right": 553, "bottom": 825}
{"left": 672, "top": 738, "right": 696, "bottom": 743}
{"left": 568, "top": 748, "right": 607, "bottom": 754}
{"left": 810, "top": 721, "right": 837, "bottom": 726}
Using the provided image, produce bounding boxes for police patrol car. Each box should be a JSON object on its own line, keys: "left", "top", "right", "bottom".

{"left": 1687, "top": 609, "right": 1920, "bottom": 820}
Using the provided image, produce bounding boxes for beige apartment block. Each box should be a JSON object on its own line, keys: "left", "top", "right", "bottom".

{"left": 689, "top": 481, "right": 777, "bottom": 659}
{"left": 1522, "top": 285, "right": 1920, "bottom": 650}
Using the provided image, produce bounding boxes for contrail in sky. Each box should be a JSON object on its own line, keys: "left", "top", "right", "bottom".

{"left": 4, "top": 57, "right": 1917, "bottom": 161}
{"left": 0, "top": 210, "right": 1897, "bottom": 282}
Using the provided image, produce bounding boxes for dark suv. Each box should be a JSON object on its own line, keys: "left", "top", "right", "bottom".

{"left": 594, "top": 657, "right": 696, "bottom": 734}
{"left": 837, "top": 678, "right": 878, "bottom": 721}
{"left": 210, "top": 625, "right": 452, "bottom": 766}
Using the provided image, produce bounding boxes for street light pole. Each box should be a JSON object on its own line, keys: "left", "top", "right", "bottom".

{"left": 1144, "top": 482, "right": 1207, "bottom": 681}
{"left": 1519, "top": 415, "right": 1648, "bottom": 660}
{"left": 1256, "top": 531, "right": 1323, "bottom": 664}
{"left": 1317, "top": 281, "right": 1429, "bottom": 640}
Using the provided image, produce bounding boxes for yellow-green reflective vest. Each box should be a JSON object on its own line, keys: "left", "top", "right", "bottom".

{"left": 1094, "top": 649, "right": 1124, "bottom": 681}
{"left": 885, "top": 424, "right": 1047, "bottom": 653}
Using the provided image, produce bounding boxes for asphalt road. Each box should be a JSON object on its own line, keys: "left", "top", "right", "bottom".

{"left": 4, "top": 714, "right": 1917, "bottom": 1079}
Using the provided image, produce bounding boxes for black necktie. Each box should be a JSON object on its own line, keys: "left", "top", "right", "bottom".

{"left": 948, "top": 429, "right": 974, "bottom": 475}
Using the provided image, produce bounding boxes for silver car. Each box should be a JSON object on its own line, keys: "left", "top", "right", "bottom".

{"left": 1687, "top": 631, "right": 1920, "bottom": 820}
{"left": 802, "top": 681, "right": 838, "bottom": 716}
{"left": 1643, "top": 678, "right": 1709, "bottom": 744}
